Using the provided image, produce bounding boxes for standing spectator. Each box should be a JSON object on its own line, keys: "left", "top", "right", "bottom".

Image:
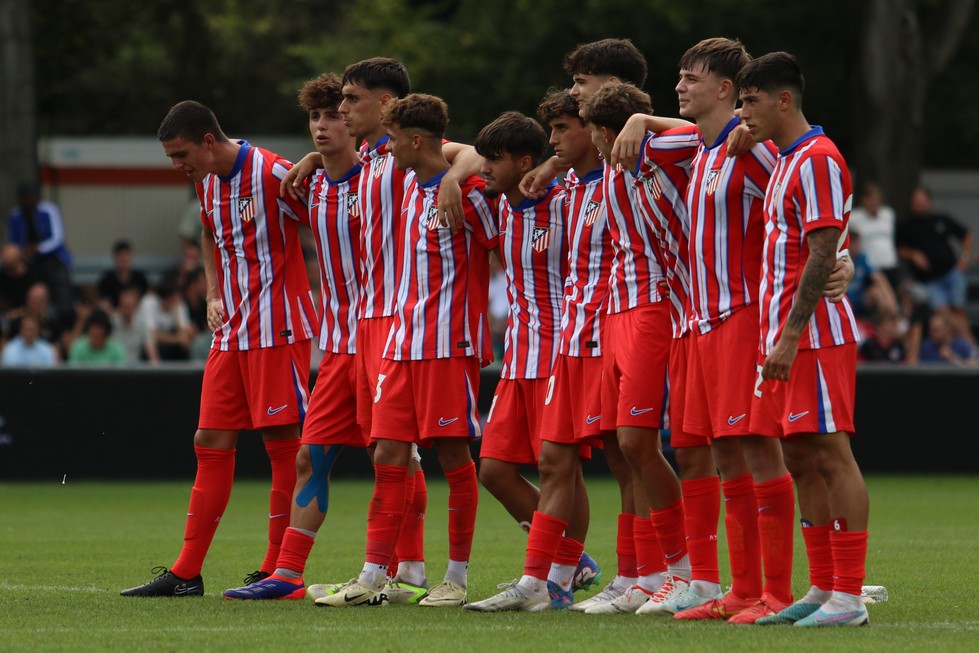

{"left": 97, "top": 240, "right": 149, "bottom": 308}
{"left": 112, "top": 286, "right": 154, "bottom": 363}
{"left": 6, "top": 182, "right": 73, "bottom": 314}
{"left": 140, "top": 276, "right": 192, "bottom": 361}
{"left": 68, "top": 309, "right": 126, "bottom": 365}
{"left": 919, "top": 311, "right": 977, "bottom": 366}
{"left": 897, "top": 185, "right": 974, "bottom": 342}
{"left": 1, "top": 313, "right": 58, "bottom": 367}
{"left": 849, "top": 183, "right": 900, "bottom": 288}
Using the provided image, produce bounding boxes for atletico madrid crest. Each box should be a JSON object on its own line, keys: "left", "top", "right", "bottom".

{"left": 645, "top": 174, "right": 663, "bottom": 200}
{"left": 532, "top": 226, "right": 550, "bottom": 252}
{"left": 347, "top": 193, "right": 360, "bottom": 217}
{"left": 583, "top": 200, "right": 602, "bottom": 226}
{"left": 426, "top": 204, "right": 441, "bottom": 230}
{"left": 236, "top": 197, "right": 255, "bottom": 222}
{"left": 705, "top": 170, "right": 721, "bottom": 196}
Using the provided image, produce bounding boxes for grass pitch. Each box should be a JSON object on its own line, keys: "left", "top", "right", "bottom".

{"left": 1, "top": 475, "right": 977, "bottom": 652}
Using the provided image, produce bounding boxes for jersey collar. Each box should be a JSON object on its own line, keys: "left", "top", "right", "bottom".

{"left": 780, "top": 125, "right": 825, "bottom": 156}
{"left": 220, "top": 140, "right": 251, "bottom": 182}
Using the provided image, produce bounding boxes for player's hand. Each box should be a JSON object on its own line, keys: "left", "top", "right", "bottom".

{"left": 725, "top": 123, "right": 754, "bottom": 158}
{"left": 206, "top": 298, "right": 225, "bottom": 332}
{"left": 519, "top": 156, "right": 559, "bottom": 198}
{"left": 438, "top": 175, "right": 464, "bottom": 233}
{"left": 280, "top": 152, "right": 323, "bottom": 202}
{"left": 761, "top": 336, "right": 799, "bottom": 382}
{"left": 824, "top": 254, "right": 854, "bottom": 302}
{"left": 611, "top": 114, "right": 647, "bottom": 170}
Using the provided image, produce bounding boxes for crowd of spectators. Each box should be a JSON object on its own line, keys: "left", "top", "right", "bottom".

{"left": 2, "top": 182, "right": 977, "bottom": 368}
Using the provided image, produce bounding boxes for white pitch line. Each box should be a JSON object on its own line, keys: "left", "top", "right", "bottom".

{"left": 0, "top": 583, "right": 107, "bottom": 593}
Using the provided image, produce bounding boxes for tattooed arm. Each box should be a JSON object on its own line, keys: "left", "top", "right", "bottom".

{"left": 762, "top": 226, "right": 840, "bottom": 382}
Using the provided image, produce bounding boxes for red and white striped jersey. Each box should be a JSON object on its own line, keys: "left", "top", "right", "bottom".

{"left": 385, "top": 171, "right": 500, "bottom": 362}
{"left": 498, "top": 182, "right": 568, "bottom": 380}
{"left": 198, "top": 141, "right": 317, "bottom": 351}
{"left": 308, "top": 164, "right": 362, "bottom": 354}
{"left": 603, "top": 161, "right": 667, "bottom": 314}
{"left": 635, "top": 126, "right": 700, "bottom": 337}
{"left": 686, "top": 117, "right": 777, "bottom": 334}
{"left": 357, "top": 136, "right": 405, "bottom": 320}
{"left": 560, "top": 166, "right": 612, "bottom": 357}
{"left": 760, "top": 127, "right": 859, "bottom": 353}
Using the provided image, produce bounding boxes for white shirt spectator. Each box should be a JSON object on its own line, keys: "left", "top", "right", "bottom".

{"left": 850, "top": 204, "right": 897, "bottom": 270}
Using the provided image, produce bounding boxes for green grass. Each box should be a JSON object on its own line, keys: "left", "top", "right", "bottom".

{"left": 1, "top": 475, "right": 977, "bottom": 652}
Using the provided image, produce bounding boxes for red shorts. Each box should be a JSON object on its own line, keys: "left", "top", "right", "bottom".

{"left": 370, "top": 356, "right": 481, "bottom": 447}
{"left": 356, "top": 316, "right": 393, "bottom": 436}
{"left": 199, "top": 340, "right": 311, "bottom": 431}
{"left": 479, "top": 378, "right": 549, "bottom": 465}
{"left": 667, "top": 335, "right": 708, "bottom": 449}
{"left": 601, "top": 303, "right": 671, "bottom": 431}
{"left": 684, "top": 307, "right": 767, "bottom": 438}
{"left": 749, "top": 344, "right": 857, "bottom": 438}
{"left": 303, "top": 352, "right": 367, "bottom": 447}
{"left": 538, "top": 354, "right": 603, "bottom": 448}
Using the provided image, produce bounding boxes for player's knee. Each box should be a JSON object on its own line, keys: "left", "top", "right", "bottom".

{"left": 436, "top": 439, "right": 472, "bottom": 471}
{"left": 675, "top": 446, "right": 715, "bottom": 479}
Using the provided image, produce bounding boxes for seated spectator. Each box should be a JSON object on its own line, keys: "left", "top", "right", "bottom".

{"left": 919, "top": 311, "right": 977, "bottom": 366}
{"left": 68, "top": 309, "right": 125, "bottom": 365}
{"left": 112, "top": 286, "right": 154, "bottom": 363}
{"left": 140, "top": 276, "right": 192, "bottom": 360}
{"left": 849, "top": 182, "right": 900, "bottom": 288}
{"left": 846, "top": 231, "right": 899, "bottom": 320}
{"left": 6, "top": 282, "right": 73, "bottom": 357}
{"left": 7, "top": 182, "right": 74, "bottom": 315}
{"left": 1, "top": 313, "right": 58, "bottom": 367}
{"left": 170, "top": 237, "right": 203, "bottom": 289}
{"left": 97, "top": 240, "right": 149, "bottom": 308}
{"left": 897, "top": 185, "right": 974, "bottom": 344}
{"left": 0, "top": 242, "right": 37, "bottom": 315}
{"left": 859, "top": 309, "right": 907, "bottom": 364}
{"left": 182, "top": 268, "right": 212, "bottom": 360}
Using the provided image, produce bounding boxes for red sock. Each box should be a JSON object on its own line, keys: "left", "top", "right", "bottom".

{"left": 387, "top": 470, "right": 415, "bottom": 572}
{"left": 524, "top": 511, "right": 567, "bottom": 581}
{"left": 554, "top": 536, "right": 584, "bottom": 567}
{"left": 650, "top": 500, "right": 687, "bottom": 571}
{"left": 681, "top": 476, "right": 721, "bottom": 584}
{"left": 801, "top": 522, "right": 834, "bottom": 591}
{"left": 396, "top": 469, "right": 427, "bottom": 563}
{"left": 755, "top": 473, "right": 795, "bottom": 603}
{"left": 830, "top": 528, "right": 868, "bottom": 596}
{"left": 171, "top": 446, "right": 235, "bottom": 579}
{"left": 276, "top": 527, "right": 315, "bottom": 576}
{"left": 722, "top": 474, "right": 762, "bottom": 599}
{"left": 633, "top": 515, "right": 666, "bottom": 577}
{"left": 260, "top": 438, "right": 300, "bottom": 573}
{"left": 444, "top": 461, "right": 478, "bottom": 563}
{"left": 365, "top": 464, "right": 408, "bottom": 567}
{"left": 616, "top": 513, "right": 639, "bottom": 578}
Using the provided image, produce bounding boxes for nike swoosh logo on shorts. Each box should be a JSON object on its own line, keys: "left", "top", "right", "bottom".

{"left": 267, "top": 405, "right": 288, "bottom": 416}
{"left": 438, "top": 417, "right": 459, "bottom": 427}
{"left": 788, "top": 411, "right": 810, "bottom": 422}
{"left": 585, "top": 415, "right": 601, "bottom": 424}
{"left": 728, "top": 414, "right": 746, "bottom": 425}
{"left": 630, "top": 406, "right": 653, "bottom": 416}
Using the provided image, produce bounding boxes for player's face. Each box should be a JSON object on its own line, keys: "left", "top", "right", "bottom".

{"left": 676, "top": 64, "right": 724, "bottom": 120}
{"left": 387, "top": 124, "right": 415, "bottom": 170}
{"left": 309, "top": 106, "right": 353, "bottom": 157}
{"left": 339, "top": 83, "right": 385, "bottom": 140}
{"left": 738, "top": 86, "right": 779, "bottom": 142}
{"left": 570, "top": 73, "right": 611, "bottom": 103}
{"left": 162, "top": 135, "right": 217, "bottom": 183}
{"left": 548, "top": 116, "right": 592, "bottom": 167}
{"left": 480, "top": 154, "right": 521, "bottom": 198}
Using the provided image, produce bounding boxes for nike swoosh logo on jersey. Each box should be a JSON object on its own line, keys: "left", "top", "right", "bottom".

{"left": 267, "top": 404, "right": 288, "bottom": 416}
{"left": 787, "top": 411, "right": 810, "bottom": 422}
{"left": 438, "top": 417, "right": 459, "bottom": 427}
{"left": 630, "top": 406, "right": 654, "bottom": 416}
{"left": 585, "top": 415, "right": 601, "bottom": 424}
{"left": 727, "top": 413, "right": 746, "bottom": 425}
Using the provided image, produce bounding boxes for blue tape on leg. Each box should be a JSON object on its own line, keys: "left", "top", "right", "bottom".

{"left": 295, "top": 444, "right": 342, "bottom": 513}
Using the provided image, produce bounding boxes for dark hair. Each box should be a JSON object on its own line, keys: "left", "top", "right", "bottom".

{"left": 563, "top": 38, "right": 647, "bottom": 87}
{"left": 342, "top": 57, "right": 410, "bottom": 98}
{"left": 580, "top": 81, "right": 652, "bottom": 133}
{"left": 298, "top": 72, "right": 344, "bottom": 112}
{"left": 475, "top": 111, "right": 548, "bottom": 163}
{"left": 157, "top": 100, "right": 227, "bottom": 143}
{"left": 736, "top": 51, "right": 805, "bottom": 98}
{"left": 679, "top": 37, "right": 751, "bottom": 82}
{"left": 380, "top": 93, "right": 448, "bottom": 138}
{"left": 84, "top": 309, "right": 113, "bottom": 336}
{"left": 537, "top": 87, "right": 583, "bottom": 126}
{"left": 112, "top": 240, "right": 132, "bottom": 256}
